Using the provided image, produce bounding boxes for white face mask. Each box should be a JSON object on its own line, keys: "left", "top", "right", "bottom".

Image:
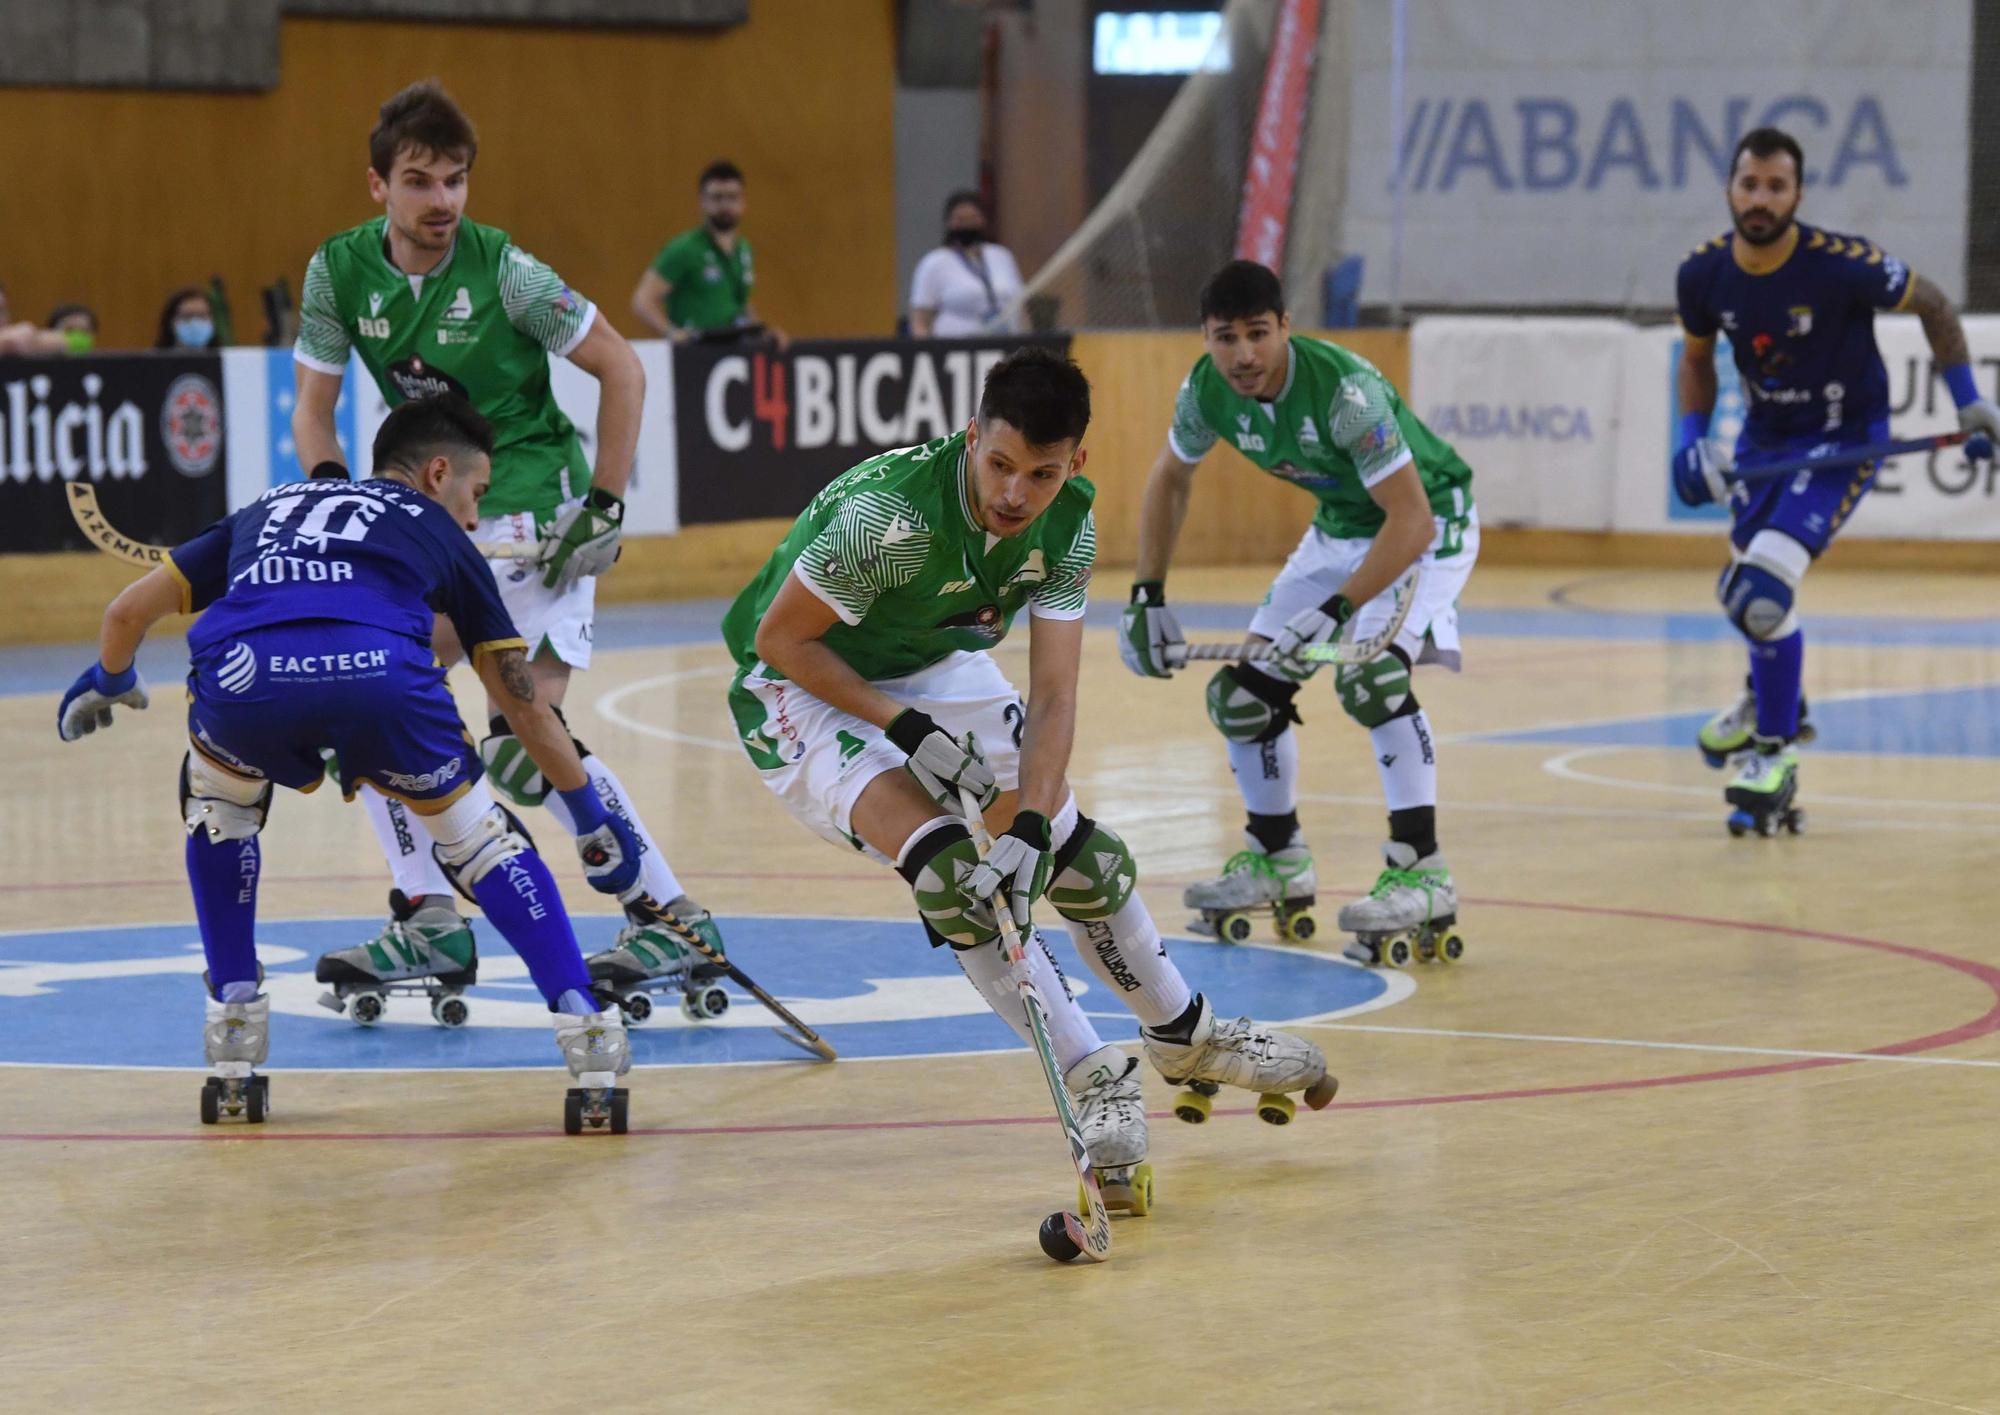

{"left": 174, "top": 317, "right": 214, "bottom": 347}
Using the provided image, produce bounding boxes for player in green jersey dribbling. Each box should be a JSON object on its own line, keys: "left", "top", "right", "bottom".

{"left": 290, "top": 81, "right": 728, "bottom": 1024}
{"left": 1121, "top": 261, "right": 1478, "bottom": 968}
{"left": 724, "top": 348, "right": 1335, "bottom": 1206}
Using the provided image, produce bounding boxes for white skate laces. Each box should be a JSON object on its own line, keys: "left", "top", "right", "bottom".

{"left": 1141, "top": 997, "right": 1325, "bottom": 1094}
{"left": 1064, "top": 1045, "right": 1147, "bottom": 1171}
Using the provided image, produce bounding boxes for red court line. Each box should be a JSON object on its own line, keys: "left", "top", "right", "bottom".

{"left": 2, "top": 900, "right": 1995, "bottom": 1145}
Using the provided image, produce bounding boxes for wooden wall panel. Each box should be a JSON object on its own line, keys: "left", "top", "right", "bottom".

{"left": 0, "top": 3, "right": 898, "bottom": 349}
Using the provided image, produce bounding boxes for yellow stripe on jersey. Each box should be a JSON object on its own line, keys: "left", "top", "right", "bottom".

{"left": 162, "top": 553, "right": 195, "bottom": 615}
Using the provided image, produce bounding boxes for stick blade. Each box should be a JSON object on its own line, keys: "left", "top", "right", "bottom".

{"left": 771, "top": 1026, "right": 838, "bottom": 1062}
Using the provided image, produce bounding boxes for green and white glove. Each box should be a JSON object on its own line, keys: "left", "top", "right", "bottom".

{"left": 1268, "top": 593, "right": 1354, "bottom": 681}
{"left": 539, "top": 487, "right": 624, "bottom": 591}
{"left": 1118, "top": 581, "right": 1183, "bottom": 679}
{"left": 966, "top": 809, "right": 1053, "bottom": 928}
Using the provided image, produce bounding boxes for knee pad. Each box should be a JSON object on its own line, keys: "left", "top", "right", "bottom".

{"left": 1047, "top": 813, "right": 1137, "bottom": 922}
{"left": 1719, "top": 531, "right": 1807, "bottom": 642}
{"left": 181, "top": 751, "right": 272, "bottom": 842}
{"left": 480, "top": 707, "right": 590, "bottom": 809}
{"left": 895, "top": 818, "right": 998, "bottom": 948}
{"left": 1206, "top": 664, "right": 1301, "bottom": 744}
{"left": 429, "top": 784, "right": 536, "bottom": 898}
{"left": 1334, "top": 645, "right": 1415, "bottom": 728}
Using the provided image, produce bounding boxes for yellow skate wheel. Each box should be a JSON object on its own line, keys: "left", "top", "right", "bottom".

{"left": 1436, "top": 929, "right": 1466, "bottom": 964}
{"left": 1174, "top": 1088, "right": 1213, "bottom": 1125}
{"left": 1129, "top": 1163, "right": 1154, "bottom": 1217}
{"left": 1277, "top": 907, "right": 1317, "bottom": 943}
{"left": 1303, "top": 1074, "right": 1339, "bottom": 1110}
{"left": 1383, "top": 935, "right": 1413, "bottom": 968}
{"left": 1218, "top": 912, "right": 1253, "bottom": 945}
{"left": 1256, "top": 1092, "right": 1296, "bottom": 1126}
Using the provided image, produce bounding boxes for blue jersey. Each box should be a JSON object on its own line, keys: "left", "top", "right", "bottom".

{"left": 167, "top": 478, "right": 524, "bottom": 663}
{"left": 1675, "top": 222, "right": 1915, "bottom": 447}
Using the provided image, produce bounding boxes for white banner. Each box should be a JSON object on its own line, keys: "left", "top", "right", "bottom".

{"left": 1344, "top": 0, "right": 1972, "bottom": 306}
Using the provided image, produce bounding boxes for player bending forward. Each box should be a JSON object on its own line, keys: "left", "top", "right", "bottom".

{"left": 1673, "top": 126, "right": 2000, "bottom": 835}
{"left": 722, "top": 348, "right": 1332, "bottom": 1206}
{"left": 1121, "top": 260, "right": 1477, "bottom": 967}
{"left": 57, "top": 398, "right": 640, "bottom": 1130}
{"left": 292, "top": 80, "right": 724, "bottom": 1023}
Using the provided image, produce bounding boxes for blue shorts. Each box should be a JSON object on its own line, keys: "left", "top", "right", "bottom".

{"left": 1730, "top": 418, "right": 1887, "bottom": 557}
{"left": 187, "top": 621, "right": 479, "bottom": 807}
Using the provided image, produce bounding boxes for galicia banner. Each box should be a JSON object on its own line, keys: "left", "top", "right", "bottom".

{"left": 672, "top": 335, "right": 1070, "bottom": 524}
{"left": 0, "top": 351, "right": 228, "bottom": 553}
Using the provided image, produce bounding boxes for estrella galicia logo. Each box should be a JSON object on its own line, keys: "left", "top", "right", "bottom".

{"left": 162, "top": 373, "right": 223, "bottom": 477}
{"left": 216, "top": 641, "right": 256, "bottom": 694}
{"left": 385, "top": 356, "right": 470, "bottom": 404}
{"left": 0, "top": 916, "right": 1404, "bottom": 1070}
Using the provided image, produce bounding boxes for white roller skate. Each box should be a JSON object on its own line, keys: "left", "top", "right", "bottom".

{"left": 1183, "top": 831, "right": 1318, "bottom": 944}
{"left": 201, "top": 988, "right": 271, "bottom": 1125}
{"left": 1063, "top": 1044, "right": 1153, "bottom": 1216}
{"left": 586, "top": 896, "right": 730, "bottom": 1025}
{"left": 556, "top": 1006, "right": 631, "bottom": 1135}
{"left": 1339, "top": 841, "right": 1464, "bottom": 968}
{"left": 1725, "top": 743, "right": 1805, "bottom": 838}
{"left": 1141, "top": 994, "right": 1336, "bottom": 1127}
{"left": 315, "top": 890, "right": 478, "bottom": 1027}
{"left": 1700, "top": 676, "right": 1815, "bottom": 768}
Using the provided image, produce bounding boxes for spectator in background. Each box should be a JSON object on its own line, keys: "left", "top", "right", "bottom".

{"left": 155, "top": 287, "right": 220, "bottom": 349}
{"left": 909, "top": 191, "right": 1024, "bottom": 338}
{"left": 630, "top": 159, "right": 786, "bottom": 347}
{"left": 48, "top": 303, "right": 98, "bottom": 353}
{"left": 0, "top": 282, "right": 73, "bottom": 355}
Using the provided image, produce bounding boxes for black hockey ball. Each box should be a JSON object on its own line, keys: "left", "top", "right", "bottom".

{"left": 1038, "top": 1211, "right": 1082, "bottom": 1263}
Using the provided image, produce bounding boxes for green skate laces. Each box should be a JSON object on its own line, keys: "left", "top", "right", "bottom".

{"left": 1369, "top": 866, "right": 1445, "bottom": 912}
{"left": 1220, "top": 848, "right": 1310, "bottom": 885}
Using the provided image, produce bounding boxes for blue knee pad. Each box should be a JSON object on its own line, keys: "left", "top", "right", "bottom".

{"left": 1717, "top": 561, "right": 1796, "bottom": 641}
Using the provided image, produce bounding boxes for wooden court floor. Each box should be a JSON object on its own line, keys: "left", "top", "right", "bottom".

{"left": 4, "top": 562, "right": 1999, "bottom": 1413}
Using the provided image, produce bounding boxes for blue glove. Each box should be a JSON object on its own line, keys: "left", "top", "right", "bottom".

{"left": 1671, "top": 439, "right": 1735, "bottom": 508}
{"left": 1942, "top": 364, "right": 1997, "bottom": 463}
{"left": 57, "top": 662, "right": 149, "bottom": 741}
{"left": 560, "top": 782, "right": 643, "bottom": 899}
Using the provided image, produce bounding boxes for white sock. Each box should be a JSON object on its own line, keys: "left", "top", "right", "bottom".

{"left": 1061, "top": 895, "right": 1192, "bottom": 1029}
{"left": 542, "top": 755, "right": 686, "bottom": 904}
{"left": 359, "top": 788, "right": 453, "bottom": 899}
{"left": 1369, "top": 709, "right": 1438, "bottom": 812}
{"left": 953, "top": 929, "right": 1104, "bottom": 1072}
{"left": 1226, "top": 727, "right": 1298, "bottom": 815}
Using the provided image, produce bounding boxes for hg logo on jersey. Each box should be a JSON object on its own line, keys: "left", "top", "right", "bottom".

{"left": 1234, "top": 413, "right": 1267, "bottom": 453}
{"left": 379, "top": 758, "right": 464, "bottom": 795}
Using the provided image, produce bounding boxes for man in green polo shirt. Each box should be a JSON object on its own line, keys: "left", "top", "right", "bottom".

{"left": 629, "top": 159, "right": 785, "bottom": 344}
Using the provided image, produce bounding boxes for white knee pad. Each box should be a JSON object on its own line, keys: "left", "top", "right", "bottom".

{"left": 424, "top": 781, "right": 533, "bottom": 894}
{"left": 182, "top": 752, "right": 271, "bottom": 842}
{"left": 1739, "top": 530, "right": 1808, "bottom": 639}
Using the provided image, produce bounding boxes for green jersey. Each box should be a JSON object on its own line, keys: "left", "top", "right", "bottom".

{"left": 295, "top": 216, "right": 595, "bottom": 517}
{"left": 1169, "top": 335, "right": 1474, "bottom": 545}
{"left": 722, "top": 432, "right": 1097, "bottom": 689}
{"left": 649, "top": 226, "right": 754, "bottom": 332}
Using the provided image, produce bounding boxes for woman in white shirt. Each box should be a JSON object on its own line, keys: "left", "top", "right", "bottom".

{"left": 908, "top": 191, "right": 1024, "bottom": 337}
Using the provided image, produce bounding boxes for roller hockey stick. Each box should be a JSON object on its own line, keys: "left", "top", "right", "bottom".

{"left": 65, "top": 482, "right": 536, "bottom": 565}
{"left": 1164, "top": 565, "right": 1423, "bottom": 669}
{"left": 1731, "top": 429, "right": 1970, "bottom": 487}
{"left": 620, "top": 892, "right": 837, "bottom": 1061}
{"left": 957, "top": 786, "right": 1112, "bottom": 1264}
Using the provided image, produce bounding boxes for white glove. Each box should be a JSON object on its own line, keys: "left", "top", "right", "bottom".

{"left": 885, "top": 709, "right": 998, "bottom": 811}
{"left": 1266, "top": 594, "right": 1355, "bottom": 682}
{"left": 1957, "top": 398, "right": 2000, "bottom": 462}
{"left": 538, "top": 490, "right": 624, "bottom": 591}
{"left": 965, "top": 811, "right": 1053, "bottom": 928}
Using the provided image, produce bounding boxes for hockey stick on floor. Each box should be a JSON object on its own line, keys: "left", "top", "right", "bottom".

{"left": 1731, "top": 430, "right": 1970, "bottom": 487}
{"left": 957, "top": 786, "right": 1112, "bottom": 1264}
{"left": 620, "top": 892, "right": 837, "bottom": 1061}
{"left": 1165, "top": 564, "right": 1424, "bottom": 669}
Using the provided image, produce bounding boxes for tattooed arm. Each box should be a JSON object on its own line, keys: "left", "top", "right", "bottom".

{"left": 1908, "top": 275, "right": 1972, "bottom": 367}
{"left": 474, "top": 646, "right": 591, "bottom": 793}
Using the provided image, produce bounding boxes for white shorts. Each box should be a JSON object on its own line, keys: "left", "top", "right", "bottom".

{"left": 729, "top": 651, "right": 1025, "bottom": 861}
{"left": 472, "top": 509, "right": 596, "bottom": 670}
{"left": 1247, "top": 511, "right": 1480, "bottom": 670}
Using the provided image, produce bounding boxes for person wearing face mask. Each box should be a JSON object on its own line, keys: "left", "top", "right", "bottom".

{"left": 908, "top": 191, "right": 1024, "bottom": 338}
{"left": 155, "top": 288, "right": 220, "bottom": 350}
{"left": 631, "top": 159, "right": 786, "bottom": 348}
{"left": 47, "top": 303, "right": 99, "bottom": 354}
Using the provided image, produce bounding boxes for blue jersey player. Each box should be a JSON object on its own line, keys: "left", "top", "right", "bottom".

{"left": 1672, "top": 126, "right": 2000, "bottom": 834}
{"left": 58, "top": 396, "right": 644, "bottom": 1129}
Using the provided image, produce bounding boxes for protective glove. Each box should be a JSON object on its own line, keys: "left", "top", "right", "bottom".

{"left": 885, "top": 708, "right": 997, "bottom": 811}
{"left": 57, "top": 662, "right": 149, "bottom": 741}
{"left": 1268, "top": 593, "right": 1355, "bottom": 682}
{"left": 539, "top": 488, "right": 624, "bottom": 591}
{"left": 966, "top": 809, "right": 1053, "bottom": 929}
{"left": 1957, "top": 400, "right": 2000, "bottom": 464}
{"left": 1671, "top": 438, "right": 1736, "bottom": 508}
{"left": 561, "top": 782, "right": 644, "bottom": 899}
{"left": 1117, "top": 581, "right": 1184, "bottom": 678}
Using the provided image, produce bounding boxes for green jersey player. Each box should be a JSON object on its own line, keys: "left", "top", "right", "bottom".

{"left": 725, "top": 347, "right": 1335, "bottom": 1207}
{"left": 290, "top": 81, "right": 725, "bottom": 1022}
{"left": 1121, "top": 260, "right": 1479, "bottom": 968}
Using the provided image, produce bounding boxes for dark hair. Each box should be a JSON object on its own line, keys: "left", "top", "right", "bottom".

{"left": 373, "top": 394, "right": 494, "bottom": 474}
{"left": 1731, "top": 127, "right": 1804, "bottom": 183}
{"left": 943, "top": 188, "right": 985, "bottom": 221}
{"left": 978, "top": 346, "right": 1091, "bottom": 448}
{"left": 154, "top": 287, "right": 213, "bottom": 349}
{"left": 370, "top": 80, "right": 478, "bottom": 178}
{"left": 47, "top": 302, "right": 96, "bottom": 332}
{"left": 1198, "top": 260, "right": 1285, "bottom": 325}
{"left": 699, "top": 159, "right": 744, "bottom": 190}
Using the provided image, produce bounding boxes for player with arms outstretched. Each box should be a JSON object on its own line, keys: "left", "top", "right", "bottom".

{"left": 292, "top": 81, "right": 725, "bottom": 1018}
{"left": 724, "top": 348, "right": 1334, "bottom": 1209}
{"left": 57, "top": 398, "right": 641, "bottom": 1130}
{"left": 1673, "top": 127, "right": 2000, "bottom": 835}
{"left": 1121, "top": 261, "right": 1477, "bottom": 967}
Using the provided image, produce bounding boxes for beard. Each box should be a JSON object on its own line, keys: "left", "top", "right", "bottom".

{"left": 707, "top": 212, "right": 740, "bottom": 233}
{"left": 1732, "top": 205, "right": 1794, "bottom": 247}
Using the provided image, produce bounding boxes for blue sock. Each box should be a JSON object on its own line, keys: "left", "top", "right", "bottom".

{"left": 1749, "top": 630, "right": 1804, "bottom": 741}
{"left": 186, "top": 832, "right": 260, "bottom": 998}
{"left": 469, "top": 848, "right": 596, "bottom": 1008}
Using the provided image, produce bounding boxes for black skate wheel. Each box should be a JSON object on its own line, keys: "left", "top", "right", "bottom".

{"left": 245, "top": 1080, "right": 267, "bottom": 1125}
{"left": 621, "top": 991, "right": 654, "bottom": 1026}
{"left": 1038, "top": 1212, "right": 1082, "bottom": 1263}
{"left": 608, "top": 1089, "right": 629, "bottom": 1135}
{"left": 200, "top": 1080, "right": 220, "bottom": 1126}
{"left": 563, "top": 1090, "right": 585, "bottom": 1136}
{"left": 1785, "top": 808, "right": 1807, "bottom": 835}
